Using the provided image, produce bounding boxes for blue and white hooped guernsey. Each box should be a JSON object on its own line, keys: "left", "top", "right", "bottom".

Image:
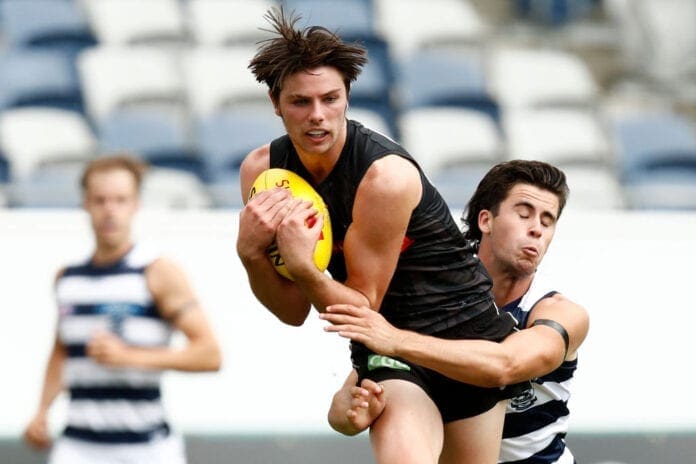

{"left": 55, "top": 245, "right": 173, "bottom": 444}
{"left": 499, "top": 272, "right": 577, "bottom": 464}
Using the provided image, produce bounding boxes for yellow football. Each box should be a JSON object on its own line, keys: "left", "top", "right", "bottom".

{"left": 249, "top": 168, "right": 332, "bottom": 280}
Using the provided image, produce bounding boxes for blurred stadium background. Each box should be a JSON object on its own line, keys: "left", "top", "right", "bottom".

{"left": 1, "top": 0, "right": 695, "bottom": 463}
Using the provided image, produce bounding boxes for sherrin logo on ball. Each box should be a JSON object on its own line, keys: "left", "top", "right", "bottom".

{"left": 248, "top": 168, "right": 332, "bottom": 280}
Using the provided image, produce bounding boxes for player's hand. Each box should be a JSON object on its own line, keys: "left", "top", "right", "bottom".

{"left": 24, "top": 412, "right": 51, "bottom": 450}
{"left": 275, "top": 199, "right": 323, "bottom": 277}
{"left": 86, "top": 331, "right": 130, "bottom": 367}
{"left": 346, "top": 379, "right": 386, "bottom": 432}
{"left": 321, "top": 304, "right": 404, "bottom": 357}
{"left": 237, "top": 188, "right": 296, "bottom": 259}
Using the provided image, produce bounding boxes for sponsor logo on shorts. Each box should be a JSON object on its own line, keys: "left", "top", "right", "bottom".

{"left": 367, "top": 354, "right": 411, "bottom": 372}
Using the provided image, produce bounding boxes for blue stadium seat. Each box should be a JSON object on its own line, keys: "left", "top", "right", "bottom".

{"left": 284, "top": 0, "right": 376, "bottom": 38}
{"left": 396, "top": 49, "right": 498, "bottom": 122}
{"left": 0, "top": 0, "right": 96, "bottom": 53}
{"left": 97, "top": 108, "right": 202, "bottom": 178}
{"left": 0, "top": 49, "right": 84, "bottom": 113}
{"left": 0, "top": 155, "right": 10, "bottom": 184}
{"left": 195, "top": 106, "right": 284, "bottom": 182}
{"left": 613, "top": 113, "right": 696, "bottom": 181}
{"left": 515, "top": 0, "right": 598, "bottom": 26}
{"left": 613, "top": 112, "right": 696, "bottom": 210}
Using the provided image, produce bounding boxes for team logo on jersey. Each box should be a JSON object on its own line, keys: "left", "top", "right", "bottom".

{"left": 367, "top": 354, "right": 411, "bottom": 372}
{"left": 509, "top": 386, "right": 537, "bottom": 411}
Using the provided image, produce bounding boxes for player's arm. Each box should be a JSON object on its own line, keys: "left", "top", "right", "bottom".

{"left": 236, "top": 145, "right": 315, "bottom": 326}
{"left": 322, "top": 295, "right": 589, "bottom": 387}
{"left": 87, "top": 258, "right": 222, "bottom": 372}
{"left": 25, "top": 270, "right": 68, "bottom": 450}
{"left": 24, "top": 334, "right": 66, "bottom": 450}
{"left": 287, "top": 155, "right": 422, "bottom": 313}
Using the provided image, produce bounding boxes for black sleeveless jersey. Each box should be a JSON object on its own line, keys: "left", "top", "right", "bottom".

{"left": 269, "top": 120, "right": 493, "bottom": 334}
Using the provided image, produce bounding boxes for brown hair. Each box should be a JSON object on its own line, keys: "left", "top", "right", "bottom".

{"left": 248, "top": 6, "right": 368, "bottom": 102}
{"left": 462, "top": 160, "right": 569, "bottom": 244}
{"left": 80, "top": 154, "right": 147, "bottom": 193}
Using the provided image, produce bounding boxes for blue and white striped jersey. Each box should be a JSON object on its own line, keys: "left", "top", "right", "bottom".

{"left": 55, "top": 245, "right": 173, "bottom": 444}
{"left": 499, "top": 273, "right": 577, "bottom": 464}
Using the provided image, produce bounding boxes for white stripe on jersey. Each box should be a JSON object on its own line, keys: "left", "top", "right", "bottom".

{"left": 121, "top": 317, "right": 172, "bottom": 346}
{"left": 64, "top": 358, "right": 162, "bottom": 387}
{"left": 57, "top": 274, "right": 152, "bottom": 306}
{"left": 67, "top": 400, "right": 166, "bottom": 431}
{"left": 499, "top": 416, "right": 570, "bottom": 462}
{"left": 59, "top": 315, "right": 110, "bottom": 344}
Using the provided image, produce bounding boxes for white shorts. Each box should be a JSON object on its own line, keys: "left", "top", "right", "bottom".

{"left": 49, "top": 433, "right": 186, "bottom": 464}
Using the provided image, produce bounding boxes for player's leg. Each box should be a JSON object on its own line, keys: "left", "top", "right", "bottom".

{"left": 439, "top": 400, "right": 506, "bottom": 464}
{"left": 369, "top": 379, "right": 443, "bottom": 464}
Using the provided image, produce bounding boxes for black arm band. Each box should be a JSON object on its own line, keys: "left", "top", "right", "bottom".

{"left": 532, "top": 319, "right": 570, "bottom": 357}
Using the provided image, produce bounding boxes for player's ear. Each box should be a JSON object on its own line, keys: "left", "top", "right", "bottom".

{"left": 269, "top": 91, "right": 281, "bottom": 116}
{"left": 478, "top": 209, "right": 492, "bottom": 234}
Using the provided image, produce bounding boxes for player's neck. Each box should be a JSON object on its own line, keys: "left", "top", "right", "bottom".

{"left": 490, "top": 270, "right": 534, "bottom": 308}
{"left": 92, "top": 240, "right": 134, "bottom": 267}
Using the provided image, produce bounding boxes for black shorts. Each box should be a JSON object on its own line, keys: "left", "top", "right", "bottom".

{"left": 351, "top": 307, "right": 527, "bottom": 423}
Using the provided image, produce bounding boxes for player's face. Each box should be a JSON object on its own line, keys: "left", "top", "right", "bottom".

{"left": 274, "top": 66, "right": 348, "bottom": 162}
{"left": 83, "top": 169, "right": 139, "bottom": 250}
{"left": 486, "top": 184, "right": 559, "bottom": 276}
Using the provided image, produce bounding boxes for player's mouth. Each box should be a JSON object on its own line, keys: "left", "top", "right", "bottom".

{"left": 522, "top": 246, "right": 539, "bottom": 257}
{"left": 306, "top": 129, "right": 329, "bottom": 142}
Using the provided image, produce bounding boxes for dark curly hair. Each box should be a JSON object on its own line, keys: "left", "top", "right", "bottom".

{"left": 248, "top": 6, "right": 368, "bottom": 103}
{"left": 462, "top": 160, "right": 569, "bottom": 245}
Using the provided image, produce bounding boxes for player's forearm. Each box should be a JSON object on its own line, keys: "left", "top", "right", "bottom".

{"left": 394, "top": 332, "right": 518, "bottom": 387}
{"left": 36, "top": 343, "right": 66, "bottom": 414}
{"left": 125, "top": 339, "right": 222, "bottom": 372}
{"left": 293, "top": 269, "right": 371, "bottom": 313}
{"left": 243, "top": 254, "right": 312, "bottom": 325}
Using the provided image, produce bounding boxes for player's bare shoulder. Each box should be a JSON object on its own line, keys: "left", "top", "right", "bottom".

{"left": 240, "top": 144, "right": 271, "bottom": 202}
{"left": 360, "top": 154, "right": 421, "bottom": 206}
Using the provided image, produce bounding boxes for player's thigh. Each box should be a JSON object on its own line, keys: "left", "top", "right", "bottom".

{"left": 440, "top": 400, "right": 506, "bottom": 464}
{"left": 369, "top": 379, "right": 443, "bottom": 464}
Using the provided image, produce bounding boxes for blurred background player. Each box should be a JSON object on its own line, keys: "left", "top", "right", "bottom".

{"left": 324, "top": 160, "right": 589, "bottom": 463}
{"left": 23, "top": 154, "right": 222, "bottom": 464}
{"left": 237, "top": 8, "right": 524, "bottom": 464}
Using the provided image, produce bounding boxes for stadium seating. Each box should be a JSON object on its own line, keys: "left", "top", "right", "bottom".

{"left": 515, "top": 0, "right": 599, "bottom": 26}
{"left": 0, "top": 107, "right": 96, "bottom": 180}
{"left": 486, "top": 46, "right": 599, "bottom": 109}
{"left": 77, "top": 45, "right": 186, "bottom": 122}
{"left": 186, "top": 0, "right": 276, "bottom": 46}
{"left": 347, "top": 107, "right": 394, "bottom": 140}
{"left": 396, "top": 48, "right": 498, "bottom": 121}
{"left": 182, "top": 46, "right": 269, "bottom": 118}
{"left": 0, "top": 0, "right": 96, "bottom": 52}
{"left": 612, "top": 112, "right": 696, "bottom": 209}
{"left": 502, "top": 108, "right": 611, "bottom": 166}
{"left": 0, "top": 49, "right": 84, "bottom": 113}
{"left": 0, "top": 0, "right": 694, "bottom": 212}
{"left": 399, "top": 107, "right": 503, "bottom": 177}
{"left": 285, "top": 0, "right": 377, "bottom": 39}
{"left": 560, "top": 165, "right": 626, "bottom": 210}
{"left": 374, "top": 0, "right": 489, "bottom": 58}
{"left": 96, "top": 107, "right": 202, "bottom": 177}
{"left": 80, "top": 0, "right": 188, "bottom": 46}
{"left": 195, "top": 106, "right": 284, "bottom": 182}
{"left": 6, "top": 161, "right": 83, "bottom": 208}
